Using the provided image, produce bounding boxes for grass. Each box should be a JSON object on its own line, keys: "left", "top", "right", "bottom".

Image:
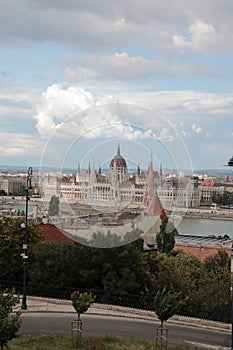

{"left": 7, "top": 335, "right": 189, "bottom": 350}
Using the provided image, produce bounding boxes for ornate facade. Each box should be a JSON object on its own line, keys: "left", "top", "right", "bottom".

{"left": 42, "top": 146, "right": 201, "bottom": 209}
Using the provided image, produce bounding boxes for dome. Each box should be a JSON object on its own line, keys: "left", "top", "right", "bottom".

{"left": 110, "top": 145, "right": 127, "bottom": 168}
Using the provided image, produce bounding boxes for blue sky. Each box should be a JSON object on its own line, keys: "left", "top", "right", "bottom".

{"left": 0, "top": 0, "right": 233, "bottom": 171}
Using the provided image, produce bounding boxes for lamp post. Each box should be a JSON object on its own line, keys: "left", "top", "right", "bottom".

{"left": 231, "top": 251, "right": 233, "bottom": 350}
{"left": 21, "top": 166, "right": 33, "bottom": 310}
{"left": 225, "top": 156, "right": 233, "bottom": 349}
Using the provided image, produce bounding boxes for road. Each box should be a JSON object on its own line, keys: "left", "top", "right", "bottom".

{"left": 20, "top": 313, "right": 231, "bottom": 348}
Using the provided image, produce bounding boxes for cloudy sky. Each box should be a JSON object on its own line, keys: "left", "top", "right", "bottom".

{"left": 0, "top": 0, "right": 233, "bottom": 171}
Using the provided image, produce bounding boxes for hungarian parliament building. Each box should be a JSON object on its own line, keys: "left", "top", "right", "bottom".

{"left": 41, "top": 146, "right": 200, "bottom": 210}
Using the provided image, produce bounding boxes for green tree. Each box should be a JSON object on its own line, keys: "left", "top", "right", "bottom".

{"left": 153, "top": 286, "right": 184, "bottom": 328}
{"left": 48, "top": 195, "right": 59, "bottom": 216}
{"left": 204, "top": 250, "right": 230, "bottom": 273}
{"left": 156, "top": 217, "right": 175, "bottom": 253}
{"left": 0, "top": 289, "right": 21, "bottom": 350}
{"left": 198, "top": 252, "right": 231, "bottom": 322}
{"left": 212, "top": 191, "right": 233, "bottom": 206}
{"left": 29, "top": 241, "right": 83, "bottom": 298}
{"left": 71, "top": 290, "right": 95, "bottom": 321}
{"left": 0, "top": 217, "right": 42, "bottom": 290}
{"left": 143, "top": 251, "right": 203, "bottom": 315}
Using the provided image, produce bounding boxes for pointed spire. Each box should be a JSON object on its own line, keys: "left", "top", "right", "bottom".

{"left": 91, "top": 157, "right": 95, "bottom": 171}
{"left": 137, "top": 164, "right": 140, "bottom": 176}
{"left": 160, "top": 163, "right": 163, "bottom": 176}
{"left": 148, "top": 156, "right": 154, "bottom": 201}
{"left": 117, "top": 143, "right": 120, "bottom": 155}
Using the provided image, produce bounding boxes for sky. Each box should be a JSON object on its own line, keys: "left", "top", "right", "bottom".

{"left": 0, "top": 0, "right": 233, "bottom": 172}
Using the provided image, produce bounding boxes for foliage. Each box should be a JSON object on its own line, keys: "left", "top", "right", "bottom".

{"left": 48, "top": 195, "right": 59, "bottom": 216}
{"left": 0, "top": 217, "right": 42, "bottom": 291}
{"left": 153, "top": 286, "right": 184, "bottom": 328}
{"left": 0, "top": 218, "right": 231, "bottom": 324}
{"left": 156, "top": 217, "right": 175, "bottom": 253}
{"left": 29, "top": 241, "right": 80, "bottom": 298}
{"left": 199, "top": 251, "right": 231, "bottom": 322}
{"left": 211, "top": 191, "right": 233, "bottom": 206}
{"left": 29, "top": 236, "right": 146, "bottom": 307}
{"left": 0, "top": 289, "right": 21, "bottom": 350}
{"left": 71, "top": 290, "right": 95, "bottom": 320}
{"left": 204, "top": 250, "right": 230, "bottom": 272}
{"left": 88, "top": 228, "right": 144, "bottom": 248}
{"left": 143, "top": 251, "right": 204, "bottom": 316}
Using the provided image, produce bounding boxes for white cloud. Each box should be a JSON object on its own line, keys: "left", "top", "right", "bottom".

{"left": 173, "top": 20, "right": 216, "bottom": 51}
{"left": 158, "top": 127, "right": 177, "bottom": 142}
{"left": 34, "top": 83, "right": 185, "bottom": 144}
{"left": 63, "top": 52, "right": 188, "bottom": 82}
{"left": 192, "top": 124, "right": 202, "bottom": 134}
{"left": 0, "top": 132, "right": 43, "bottom": 157}
{"left": 34, "top": 83, "right": 233, "bottom": 143}
{"left": 34, "top": 84, "right": 95, "bottom": 137}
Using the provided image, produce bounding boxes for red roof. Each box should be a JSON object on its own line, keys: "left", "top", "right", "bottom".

{"left": 200, "top": 182, "right": 215, "bottom": 187}
{"left": 37, "top": 223, "right": 74, "bottom": 244}
{"left": 144, "top": 195, "right": 164, "bottom": 216}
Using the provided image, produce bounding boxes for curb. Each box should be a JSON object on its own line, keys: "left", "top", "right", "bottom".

{"left": 16, "top": 296, "right": 231, "bottom": 333}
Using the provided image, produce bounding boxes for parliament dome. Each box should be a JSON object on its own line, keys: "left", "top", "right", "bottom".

{"left": 110, "top": 145, "right": 127, "bottom": 168}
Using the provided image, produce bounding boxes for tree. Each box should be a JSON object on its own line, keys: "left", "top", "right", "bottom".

{"left": 198, "top": 251, "right": 231, "bottom": 322}
{"left": 153, "top": 286, "right": 184, "bottom": 328}
{"left": 71, "top": 290, "right": 95, "bottom": 341}
{"left": 0, "top": 289, "right": 21, "bottom": 350}
{"left": 143, "top": 251, "right": 204, "bottom": 314}
{"left": 204, "top": 250, "right": 230, "bottom": 273}
{"left": 0, "top": 217, "right": 42, "bottom": 290}
{"left": 29, "top": 241, "right": 83, "bottom": 299}
{"left": 48, "top": 195, "right": 59, "bottom": 216}
{"left": 212, "top": 191, "right": 233, "bottom": 206}
{"left": 156, "top": 217, "right": 175, "bottom": 253}
{"left": 71, "top": 290, "right": 95, "bottom": 321}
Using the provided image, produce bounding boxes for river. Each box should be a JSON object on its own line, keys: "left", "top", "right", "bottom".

{"left": 177, "top": 217, "right": 233, "bottom": 238}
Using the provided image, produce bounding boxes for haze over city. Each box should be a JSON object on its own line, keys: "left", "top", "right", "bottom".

{"left": 0, "top": 1, "right": 232, "bottom": 170}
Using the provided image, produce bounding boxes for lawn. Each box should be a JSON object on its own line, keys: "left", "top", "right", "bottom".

{"left": 8, "top": 335, "right": 188, "bottom": 350}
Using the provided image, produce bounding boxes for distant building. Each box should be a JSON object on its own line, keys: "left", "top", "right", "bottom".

{"left": 42, "top": 146, "right": 150, "bottom": 208}
{"left": 174, "top": 235, "right": 232, "bottom": 262}
{"left": 0, "top": 175, "right": 23, "bottom": 195}
{"left": 199, "top": 182, "right": 224, "bottom": 203}
{"left": 42, "top": 146, "right": 201, "bottom": 210}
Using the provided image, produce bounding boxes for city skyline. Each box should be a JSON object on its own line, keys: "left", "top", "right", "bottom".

{"left": 0, "top": 1, "right": 232, "bottom": 169}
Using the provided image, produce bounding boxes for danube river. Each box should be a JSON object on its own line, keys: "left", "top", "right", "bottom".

{"left": 177, "top": 217, "right": 233, "bottom": 238}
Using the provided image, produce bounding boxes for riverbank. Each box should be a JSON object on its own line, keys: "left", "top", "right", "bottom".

{"left": 184, "top": 213, "right": 233, "bottom": 221}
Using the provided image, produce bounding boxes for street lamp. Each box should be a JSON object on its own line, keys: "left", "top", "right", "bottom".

{"left": 225, "top": 157, "right": 233, "bottom": 350}
{"left": 21, "top": 166, "right": 33, "bottom": 310}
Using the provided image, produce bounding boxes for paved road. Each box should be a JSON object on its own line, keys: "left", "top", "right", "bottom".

{"left": 20, "top": 313, "right": 231, "bottom": 348}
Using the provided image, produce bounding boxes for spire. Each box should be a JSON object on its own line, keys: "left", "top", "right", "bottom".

{"left": 117, "top": 143, "right": 120, "bottom": 155}
{"left": 137, "top": 164, "right": 140, "bottom": 176}
{"left": 148, "top": 157, "right": 154, "bottom": 201}
{"left": 160, "top": 163, "right": 163, "bottom": 176}
{"left": 91, "top": 158, "right": 95, "bottom": 172}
